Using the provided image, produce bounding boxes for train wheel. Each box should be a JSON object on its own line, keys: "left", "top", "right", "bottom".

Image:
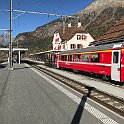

{"left": 103, "top": 75, "right": 109, "bottom": 81}
{"left": 89, "top": 72, "right": 93, "bottom": 77}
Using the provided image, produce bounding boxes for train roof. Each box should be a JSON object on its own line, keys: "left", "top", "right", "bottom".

{"left": 60, "top": 41, "right": 124, "bottom": 54}
{"left": 35, "top": 50, "right": 55, "bottom": 55}
{"left": 30, "top": 50, "right": 62, "bottom": 56}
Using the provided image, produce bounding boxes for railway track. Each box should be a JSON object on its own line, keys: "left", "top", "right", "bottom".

{"left": 31, "top": 64, "right": 124, "bottom": 118}
{"left": 27, "top": 59, "right": 124, "bottom": 89}
{"left": 67, "top": 70, "right": 124, "bottom": 89}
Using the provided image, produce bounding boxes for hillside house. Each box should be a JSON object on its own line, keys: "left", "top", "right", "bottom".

{"left": 52, "top": 23, "right": 94, "bottom": 51}
{"left": 91, "top": 18, "right": 124, "bottom": 46}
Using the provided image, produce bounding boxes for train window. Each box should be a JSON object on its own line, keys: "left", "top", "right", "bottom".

{"left": 76, "top": 54, "right": 81, "bottom": 61}
{"left": 65, "top": 55, "right": 68, "bottom": 61}
{"left": 70, "top": 55, "right": 74, "bottom": 61}
{"left": 61, "top": 55, "right": 67, "bottom": 61}
{"left": 61, "top": 55, "right": 64, "bottom": 61}
{"left": 52, "top": 55, "right": 54, "bottom": 61}
{"left": 82, "top": 54, "right": 89, "bottom": 62}
{"left": 91, "top": 53, "right": 100, "bottom": 62}
{"left": 113, "top": 52, "right": 119, "bottom": 63}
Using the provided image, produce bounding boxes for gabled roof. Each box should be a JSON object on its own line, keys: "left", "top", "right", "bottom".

{"left": 54, "top": 26, "right": 86, "bottom": 41}
{"left": 95, "top": 18, "right": 124, "bottom": 44}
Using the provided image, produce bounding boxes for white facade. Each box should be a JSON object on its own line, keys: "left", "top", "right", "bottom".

{"left": 52, "top": 29, "right": 94, "bottom": 51}
{"left": 66, "top": 33, "right": 94, "bottom": 50}
{"left": 52, "top": 32, "right": 62, "bottom": 51}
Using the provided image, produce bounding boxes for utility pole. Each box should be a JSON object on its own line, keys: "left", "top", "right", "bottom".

{"left": 9, "top": 0, "right": 13, "bottom": 70}
{"left": 62, "top": 16, "right": 66, "bottom": 34}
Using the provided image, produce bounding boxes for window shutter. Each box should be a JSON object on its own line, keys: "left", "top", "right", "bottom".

{"left": 74, "top": 44, "right": 76, "bottom": 49}
{"left": 81, "top": 44, "right": 83, "bottom": 48}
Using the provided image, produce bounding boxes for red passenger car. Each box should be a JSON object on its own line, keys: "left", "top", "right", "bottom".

{"left": 57, "top": 42, "right": 124, "bottom": 83}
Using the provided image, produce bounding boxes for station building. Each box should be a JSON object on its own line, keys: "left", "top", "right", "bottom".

{"left": 52, "top": 23, "right": 95, "bottom": 51}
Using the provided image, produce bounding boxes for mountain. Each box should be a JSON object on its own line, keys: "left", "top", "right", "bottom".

{"left": 76, "top": 0, "right": 124, "bottom": 37}
{"left": 14, "top": 0, "right": 124, "bottom": 55}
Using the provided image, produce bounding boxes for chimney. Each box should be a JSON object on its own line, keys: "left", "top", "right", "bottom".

{"left": 77, "top": 22, "right": 81, "bottom": 27}
{"left": 68, "top": 23, "right": 71, "bottom": 27}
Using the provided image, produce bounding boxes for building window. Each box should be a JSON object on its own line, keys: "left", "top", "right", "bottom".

{"left": 55, "top": 38, "right": 59, "bottom": 42}
{"left": 58, "top": 46, "right": 61, "bottom": 50}
{"left": 70, "top": 44, "right": 77, "bottom": 49}
{"left": 63, "top": 44, "right": 65, "bottom": 49}
{"left": 77, "top": 35, "right": 81, "bottom": 40}
{"left": 70, "top": 44, "right": 75, "bottom": 49}
{"left": 91, "top": 53, "right": 100, "bottom": 62}
{"left": 77, "top": 35, "right": 87, "bottom": 40}
{"left": 77, "top": 44, "right": 81, "bottom": 49}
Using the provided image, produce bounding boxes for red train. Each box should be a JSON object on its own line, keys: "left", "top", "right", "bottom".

{"left": 57, "top": 42, "right": 124, "bottom": 83}
{"left": 30, "top": 50, "right": 60, "bottom": 67}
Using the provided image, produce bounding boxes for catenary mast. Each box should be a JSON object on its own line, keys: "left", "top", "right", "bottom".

{"left": 9, "top": 0, "right": 13, "bottom": 70}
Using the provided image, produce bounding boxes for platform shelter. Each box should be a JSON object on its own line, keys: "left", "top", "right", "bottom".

{"left": 0, "top": 48, "right": 28, "bottom": 64}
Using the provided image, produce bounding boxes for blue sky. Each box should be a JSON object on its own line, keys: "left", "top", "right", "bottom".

{"left": 0, "top": 0, "right": 95, "bottom": 38}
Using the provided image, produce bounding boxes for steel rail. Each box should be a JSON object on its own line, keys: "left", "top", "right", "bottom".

{"left": 30, "top": 63, "right": 124, "bottom": 117}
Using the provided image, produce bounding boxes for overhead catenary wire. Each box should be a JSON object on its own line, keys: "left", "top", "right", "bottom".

{"left": 2, "top": 9, "right": 73, "bottom": 18}
{"left": 1, "top": 8, "right": 77, "bottom": 35}
{"left": 0, "top": 6, "right": 80, "bottom": 39}
{"left": 12, "top": 12, "right": 26, "bottom": 20}
{"left": 13, "top": 9, "right": 69, "bottom": 17}
{"left": 0, "top": 8, "right": 79, "bottom": 26}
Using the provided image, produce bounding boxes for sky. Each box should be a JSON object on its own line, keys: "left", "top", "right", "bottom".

{"left": 0, "top": 0, "right": 95, "bottom": 38}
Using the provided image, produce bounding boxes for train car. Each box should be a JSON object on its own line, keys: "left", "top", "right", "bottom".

{"left": 57, "top": 42, "right": 124, "bottom": 83}
{"left": 31, "top": 50, "right": 61, "bottom": 67}
{"left": 44, "top": 50, "right": 58, "bottom": 67}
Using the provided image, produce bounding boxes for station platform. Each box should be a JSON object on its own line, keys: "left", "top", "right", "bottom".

{"left": 1, "top": 63, "right": 124, "bottom": 124}
{"left": 0, "top": 63, "right": 10, "bottom": 98}
{"left": 0, "top": 61, "right": 124, "bottom": 101}
{"left": 27, "top": 59, "right": 124, "bottom": 100}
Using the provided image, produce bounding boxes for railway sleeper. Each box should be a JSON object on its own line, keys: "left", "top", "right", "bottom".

{"left": 32, "top": 64, "right": 124, "bottom": 117}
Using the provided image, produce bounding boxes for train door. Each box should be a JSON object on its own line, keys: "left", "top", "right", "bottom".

{"left": 56, "top": 54, "right": 60, "bottom": 68}
{"left": 111, "top": 50, "right": 121, "bottom": 82}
